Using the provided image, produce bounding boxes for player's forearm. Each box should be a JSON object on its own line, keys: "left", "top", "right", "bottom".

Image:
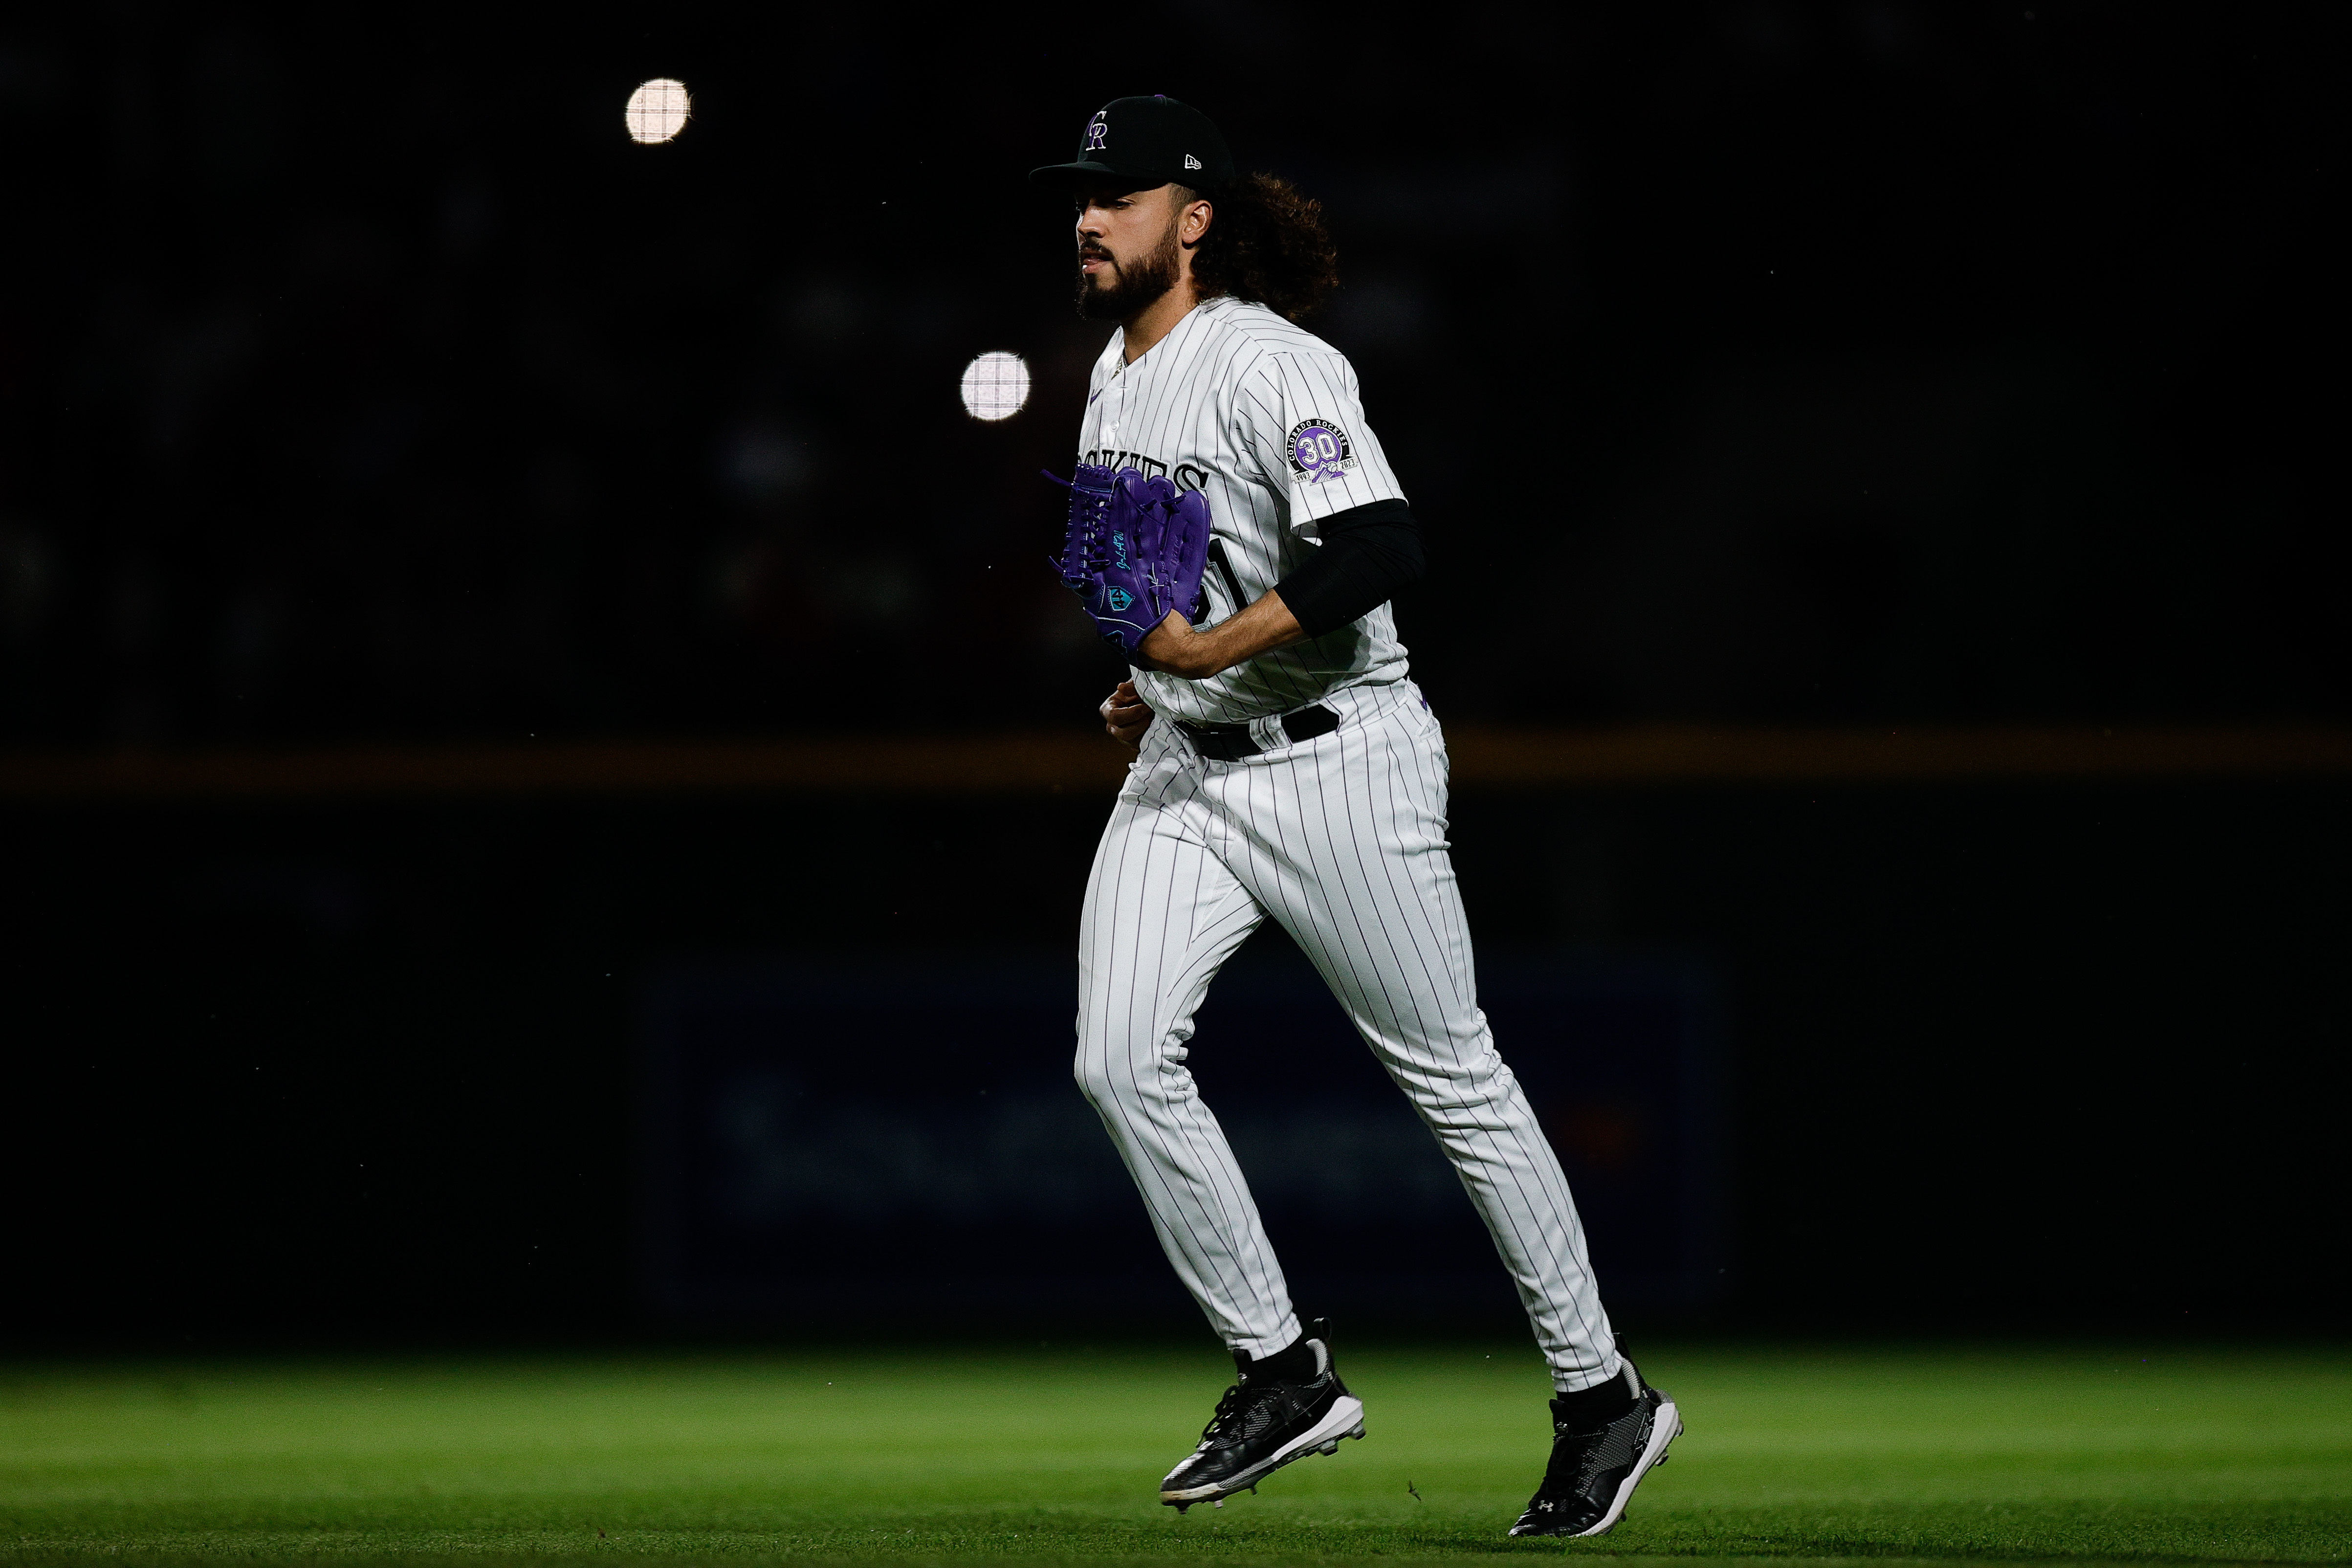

{"left": 1139, "top": 592, "right": 1306, "bottom": 680}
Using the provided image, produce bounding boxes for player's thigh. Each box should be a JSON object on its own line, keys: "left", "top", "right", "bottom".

{"left": 1077, "top": 768, "right": 1264, "bottom": 1078}
{"left": 1252, "top": 702, "right": 1483, "bottom": 1061}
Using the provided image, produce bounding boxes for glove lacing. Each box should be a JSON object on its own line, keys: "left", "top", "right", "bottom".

{"left": 1044, "top": 468, "right": 1117, "bottom": 588}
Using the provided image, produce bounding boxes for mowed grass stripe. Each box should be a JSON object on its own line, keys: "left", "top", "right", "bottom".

{"left": 1, "top": 1345, "right": 2345, "bottom": 1563}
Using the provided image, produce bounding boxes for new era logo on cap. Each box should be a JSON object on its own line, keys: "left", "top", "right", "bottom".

{"left": 1184, "top": 154, "right": 1201, "bottom": 169}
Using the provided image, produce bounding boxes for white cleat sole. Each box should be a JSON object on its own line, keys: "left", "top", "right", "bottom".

{"left": 1161, "top": 1394, "right": 1367, "bottom": 1506}
{"left": 1571, "top": 1397, "right": 1682, "bottom": 1538}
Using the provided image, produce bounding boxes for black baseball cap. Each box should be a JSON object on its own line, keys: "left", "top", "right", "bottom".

{"left": 1029, "top": 95, "right": 1235, "bottom": 192}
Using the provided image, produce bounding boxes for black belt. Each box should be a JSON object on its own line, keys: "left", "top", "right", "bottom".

{"left": 1176, "top": 704, "right": 1341, "bottom": 761}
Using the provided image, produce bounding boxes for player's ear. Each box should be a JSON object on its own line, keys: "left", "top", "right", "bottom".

{"left": 1184, "top": 198, "right": 1214, "bottom": 245}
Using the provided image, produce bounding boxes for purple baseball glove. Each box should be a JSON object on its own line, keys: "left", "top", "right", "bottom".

{"left": 1046, "top": 465, "right": 1212, "bottom": 654}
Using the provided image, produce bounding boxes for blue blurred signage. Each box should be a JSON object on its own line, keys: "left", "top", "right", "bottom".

{"left": 638, "top": 947, "right": 1721, "bottom": 1321}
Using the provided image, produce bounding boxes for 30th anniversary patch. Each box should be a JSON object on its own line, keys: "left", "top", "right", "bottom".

{"left": 1286, "top": 419, "right": 1355, "bottom": 485}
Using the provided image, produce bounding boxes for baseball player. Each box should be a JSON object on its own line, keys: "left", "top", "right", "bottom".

{"left": 1033, "top": 97, "right": 1683, "bottom": 1537}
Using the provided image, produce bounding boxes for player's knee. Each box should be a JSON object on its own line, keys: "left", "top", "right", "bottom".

{"left": 1397, "top": 1048, "right": 1517, "bottom": 1113}
{"left": 1072, "top": 1036, "right": 1123, "bottom": 1110}
{"left": 1073, "top": 1023, "right": 1178, "bottom": 1115}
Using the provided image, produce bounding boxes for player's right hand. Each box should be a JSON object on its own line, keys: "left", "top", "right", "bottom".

{"left": 1101, "top": 679, "right": 1154, "bottom": 749}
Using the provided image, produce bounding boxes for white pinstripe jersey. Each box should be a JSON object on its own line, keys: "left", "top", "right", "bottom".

{"left": 1077, "top": 294, "right": 1411, "bottom": 725}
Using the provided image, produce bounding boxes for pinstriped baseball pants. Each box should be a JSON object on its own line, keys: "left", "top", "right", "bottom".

{"left": 1074, "top": 679, "right": 1623, "bottom": 1392}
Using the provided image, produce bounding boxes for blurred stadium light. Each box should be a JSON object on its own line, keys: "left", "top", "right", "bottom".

{"left": 959, "top": 351, "right": 1031, "bottom": 421}
{"left": 625, "top": 78, "right": 690, "bottom": 144}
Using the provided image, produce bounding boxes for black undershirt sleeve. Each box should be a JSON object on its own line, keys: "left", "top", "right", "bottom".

{"left": 1270, "top": 498, "right": 1426, "bottom": 640}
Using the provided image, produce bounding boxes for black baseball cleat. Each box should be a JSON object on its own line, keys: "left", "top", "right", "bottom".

{"left": 1159, "top": 1324, "right": 1365, "bottom": 1511}
{"left": 1508, "top": 1357, "right": 1683, "bottom": 1538}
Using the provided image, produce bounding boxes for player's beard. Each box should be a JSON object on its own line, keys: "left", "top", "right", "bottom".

{"left": 1076, "top": 221, "right": 1182, "bottom": 322}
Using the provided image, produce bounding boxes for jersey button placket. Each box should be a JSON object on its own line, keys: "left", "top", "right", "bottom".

{"left": 1102, "top": 369, "right": 1127, "bottom": 445}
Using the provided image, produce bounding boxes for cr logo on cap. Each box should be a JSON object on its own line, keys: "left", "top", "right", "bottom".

{"left": 1084, "top": 111, "right": 1108, "bottom": 152}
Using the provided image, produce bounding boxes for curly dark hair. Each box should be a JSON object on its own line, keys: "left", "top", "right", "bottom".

{"left": 1179, "top": 173, "right": 1340, "bottom": 323}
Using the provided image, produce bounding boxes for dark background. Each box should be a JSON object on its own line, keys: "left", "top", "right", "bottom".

{"left": 1, "top": 4, "right": 2345, "bottom": 1350}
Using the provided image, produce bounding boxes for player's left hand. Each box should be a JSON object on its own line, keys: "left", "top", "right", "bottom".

{"left": 1101, "top": 679, "right": 1154, "bottom": 748}
{"left": 1049, "top": 466, "right": 1210, "bottom": 655}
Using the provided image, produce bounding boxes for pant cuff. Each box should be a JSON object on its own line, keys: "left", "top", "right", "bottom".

{"left": 1230, "top": 1314, "right": 1303, "bottom": 1362}
{"left": 1552, "top": 1351, "right": 1626, "bottom": 1394}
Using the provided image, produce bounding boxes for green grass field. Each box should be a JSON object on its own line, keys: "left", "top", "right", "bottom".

{"left": 2, "top": 1344, "right": 2344, "bottom": 1567}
